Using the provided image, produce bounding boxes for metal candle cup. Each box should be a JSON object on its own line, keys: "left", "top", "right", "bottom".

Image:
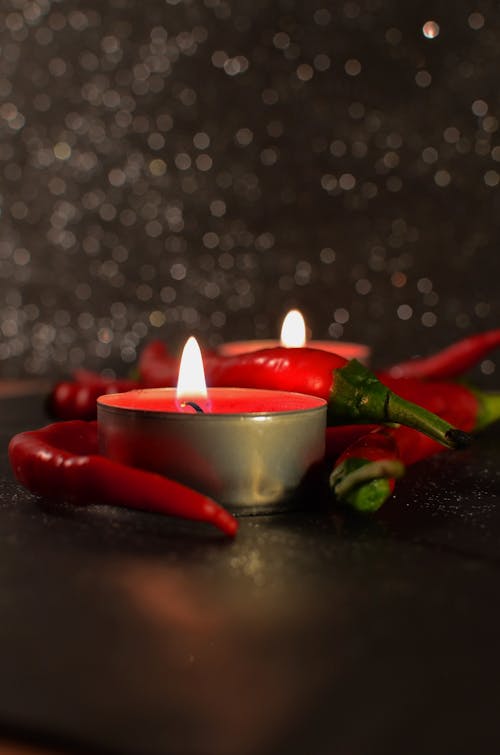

{"left": 218, "top": 340, "right": 371, "bottom": 363}
{"left": 97, "top": 388, "right": 327, "bottom": 513}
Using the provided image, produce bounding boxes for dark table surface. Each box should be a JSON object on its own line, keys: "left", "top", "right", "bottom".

{"left": 1, "top": 393, "right": 500, "bottom": 755}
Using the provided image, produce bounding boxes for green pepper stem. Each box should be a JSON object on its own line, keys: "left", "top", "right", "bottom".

{"left": 329, "top": 360, "right": 472, "bottom": 450}
{"left": 386, "top": 393, "right": 471, "bottom": 449}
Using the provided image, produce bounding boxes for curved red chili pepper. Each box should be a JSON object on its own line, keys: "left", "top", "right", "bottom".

{"left": 48, "top": 378, "right": 140, "bottom": 420}
{"left": 380, "top": 329, "right": 500, "bottom": 380}
{"left": 8, "top": 421, "right": 238, "bottom": 537}
{"left": 138, "top": 341, "right": 177, "bottom": 387}
{"left": 324, "top": 425, "right": 377, "bottom": 459}
{"left": 206, "top": 347, "right": 346, "bottom": 399}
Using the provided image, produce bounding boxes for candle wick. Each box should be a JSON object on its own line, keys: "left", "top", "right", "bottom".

{"left": 181, "top": 401, "right": 205, "bottom": 413}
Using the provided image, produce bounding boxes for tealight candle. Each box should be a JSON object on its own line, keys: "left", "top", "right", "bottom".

{"left": 218, "top": 309, "right": 371, "bottom": 363}
{"left": 98, "top": 337, "right": 326, "bottom": 512}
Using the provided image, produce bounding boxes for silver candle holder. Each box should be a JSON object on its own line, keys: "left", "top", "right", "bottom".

{"left": 98, "top": 388, "right": 327, "bottom": 514}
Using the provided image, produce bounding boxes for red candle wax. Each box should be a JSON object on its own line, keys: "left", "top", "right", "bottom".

{"left": 217, "top": 340, "right": 371, "bottom": 363}
{"left": 98, "top": 387, "right": 325, "bottom": 414}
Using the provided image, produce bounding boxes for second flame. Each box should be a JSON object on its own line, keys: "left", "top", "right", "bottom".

{"left": 280, "top": 309, "right": 307, "bottom": 348}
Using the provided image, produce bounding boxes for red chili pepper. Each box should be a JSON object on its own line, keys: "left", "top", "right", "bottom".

{"left": 8, "top": 421, "right": 238, "bottom": 537}
{"left": 138, "top": 341, "right": 470, "bottom": 450}
{"left": 138, "top": 341, "right": 177, "bottom": 387}
{"left": 324, "top": 425, "right": 377, "bottom": 459}
{"left": 330, "top": 381, "right": 500, "bottom": 512}
{"left": 48, "top": 377, "right": 140, "bottom": 420}
{"left": 207, "top": 349, "right": 472, "bottom": 449}
{"left": 379, "top": 376, "right": 481, "bottom": 430}
{"left": 330, "top": 427, "right": 405, "bottom": 512}
{"left": 380, "top": 329, "right": 500, "bottom": 380}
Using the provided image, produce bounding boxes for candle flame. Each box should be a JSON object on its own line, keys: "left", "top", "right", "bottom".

{"left": 176, "top": 336, "right": 208, "bottom": 400}
{"left": 280, "top": 309, "right": 307, "bottom": 348}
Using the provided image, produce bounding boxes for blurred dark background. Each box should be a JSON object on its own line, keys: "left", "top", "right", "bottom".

{"left": 1, "top": 0, "right": 499, "bottom": 378}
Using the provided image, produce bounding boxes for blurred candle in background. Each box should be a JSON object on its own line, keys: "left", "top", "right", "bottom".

{"left": 218, "top": 310, "right": 371, "bottom": 364}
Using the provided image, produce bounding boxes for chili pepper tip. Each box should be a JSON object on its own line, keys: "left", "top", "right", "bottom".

{"left": 342, "top": 477, "right": 394, "bottom": 513}
{"left": 330, "top": 457, "right": 405, "bottom": 513}
{"left": 213, "top": 507, "right": 238, "bottom": 537}
{"left": 444, "top": 428, "right": 472, "bottom": 449}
